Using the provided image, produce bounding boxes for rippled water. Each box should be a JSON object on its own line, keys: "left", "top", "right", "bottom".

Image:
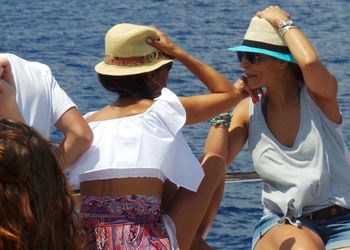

{"left": 1, "top": 0, "right": 350, "bottom": 248}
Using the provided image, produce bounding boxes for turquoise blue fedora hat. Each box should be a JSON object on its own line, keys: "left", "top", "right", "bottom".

{"left": 229, "top": 16, "right": 296, "bottom": 64}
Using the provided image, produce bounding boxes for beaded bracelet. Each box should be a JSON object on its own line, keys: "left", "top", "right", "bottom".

{"left": 209, "top": 111, "right": 232, "bottom": 128}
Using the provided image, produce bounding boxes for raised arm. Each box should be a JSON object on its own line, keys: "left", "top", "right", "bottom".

{"left": 226, "top": 98, "right": 250, "bottom": 166}
{"left": 256, "top": 6, "right": 340, "bottom": 123}
{"left": 147, "top": 27, "right": 243, "bottom": 124}
{"left": 0, "top": 59, "right": 25, "bottom": 123}
{"left": 55, "top": 107, "right": 93, "bottom": 168}
{"left": 204, "top": 76, "right": 251, "bottom": 167}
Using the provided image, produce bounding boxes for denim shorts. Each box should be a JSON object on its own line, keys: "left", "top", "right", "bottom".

{"left": 252, "top": 213, "right": 350, "bottom": 250}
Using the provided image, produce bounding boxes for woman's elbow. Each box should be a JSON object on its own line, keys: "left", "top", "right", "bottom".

{"left": 73, "top": 126, "right": 93, "bottom": 153}
{"left": 80, "top": 128, "right": 93, "bottom": 151}
{"left": 298, "top": 54, "right": 321, "bottom": 71}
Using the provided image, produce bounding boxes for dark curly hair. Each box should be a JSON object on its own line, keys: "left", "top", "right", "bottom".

{"left": 98, "top": 63, "right": 172, "bottom": 100}
{"left": 0, "top": 119, "right": 85, "bottom": 250}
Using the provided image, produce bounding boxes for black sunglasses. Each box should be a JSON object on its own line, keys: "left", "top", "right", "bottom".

{"left": 237, "top": 51, "right": 260, "bottom": 64}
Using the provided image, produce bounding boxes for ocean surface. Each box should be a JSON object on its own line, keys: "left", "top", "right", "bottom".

{"left": 1, "top": 0, "right": 350, "bottom": 249}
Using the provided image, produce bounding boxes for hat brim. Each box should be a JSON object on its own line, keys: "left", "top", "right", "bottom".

{"left": 228, "top": 45, "right": 296, "bottom": 64}
{"left": 95, "top": 58, "right": 174, "bottom": 76}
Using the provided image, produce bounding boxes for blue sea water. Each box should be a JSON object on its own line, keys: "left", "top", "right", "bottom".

{"left": 1, "top": 0, "right": 350, "bottom": 249}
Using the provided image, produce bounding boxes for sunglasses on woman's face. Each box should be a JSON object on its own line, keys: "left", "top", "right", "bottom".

{"left": 237, "top": 51, "right": 261, "bottom": 64}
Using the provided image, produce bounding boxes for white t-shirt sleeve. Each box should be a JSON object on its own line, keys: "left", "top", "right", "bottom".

{"left": 45, "top": 66, "right": 76, "bottom": 125}
{"left": 1, "top": 53, "right": 77, "bottom": 137}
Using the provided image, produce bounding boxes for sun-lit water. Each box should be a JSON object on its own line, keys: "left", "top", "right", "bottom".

{"left": 1, "top": 0, "right": 350, "bottom": 248}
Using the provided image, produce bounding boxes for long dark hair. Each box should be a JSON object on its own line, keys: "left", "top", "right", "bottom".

{"left": 0, "top": 119, "right": 85, "bottom": 250}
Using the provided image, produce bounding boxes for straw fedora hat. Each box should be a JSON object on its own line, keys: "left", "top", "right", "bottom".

{"left": 95, "top": 23, "right": 173, "bottom": 76}
{"left": 229, "top": 16, "right": 296, "bottom": 63}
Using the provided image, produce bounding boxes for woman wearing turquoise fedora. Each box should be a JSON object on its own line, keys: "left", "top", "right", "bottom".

{"left": 208, "top": 5, "right": 350, "bottom": 250}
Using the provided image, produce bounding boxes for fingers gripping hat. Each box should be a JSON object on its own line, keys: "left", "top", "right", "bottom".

{"left": 95, "top": 23, "right": 173, "bottom": 76}
{"left": 229, "top": 16, "right": 296, "bottom": 63}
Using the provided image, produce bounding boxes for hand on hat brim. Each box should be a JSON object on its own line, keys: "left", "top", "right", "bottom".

{"left": 256, "top": 5, "right": 290, "bottom": 27}
{"left": 146, "top": 26, "right": 178, "bottom": 60}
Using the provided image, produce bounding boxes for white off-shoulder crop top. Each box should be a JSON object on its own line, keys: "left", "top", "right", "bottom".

{"left": 67, "top": 88, "right": 204, "bottom": 192}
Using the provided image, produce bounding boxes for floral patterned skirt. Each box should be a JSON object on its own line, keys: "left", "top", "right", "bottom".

{"left": 80, "top": 195, "right": 178, "bottom": 250}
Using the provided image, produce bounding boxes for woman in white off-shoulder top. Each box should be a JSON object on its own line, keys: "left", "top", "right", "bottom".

{"left": 68, "top": 23, "right": 246, "bottom": 250}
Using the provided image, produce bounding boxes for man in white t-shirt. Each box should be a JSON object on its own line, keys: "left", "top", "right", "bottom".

{"left": 0, "top": 53, "right": 92, "bottom": 167}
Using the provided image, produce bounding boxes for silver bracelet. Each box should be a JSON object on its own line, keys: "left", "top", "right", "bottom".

{"left": 278, "top": 19, "right": 298, "bottom": 38}
{"left": 279, "top": 25, "right": 298, "bottom": 37}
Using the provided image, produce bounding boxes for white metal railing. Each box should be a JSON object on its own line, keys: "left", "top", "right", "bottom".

{"left": 225, "top": 171, "right": 261, "bottom": 183}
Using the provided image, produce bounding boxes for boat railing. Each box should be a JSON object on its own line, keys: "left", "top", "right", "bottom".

{"left": 225, "top": 171, "right": 261, "bottom": 183}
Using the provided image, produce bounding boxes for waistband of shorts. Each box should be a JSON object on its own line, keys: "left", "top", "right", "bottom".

{"left": 303, "top": 205, "right": 350, "bottom": 220}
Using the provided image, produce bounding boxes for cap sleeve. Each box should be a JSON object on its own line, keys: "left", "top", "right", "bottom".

{"left": 149, "top": 87, "right": 186, "bottom": 136}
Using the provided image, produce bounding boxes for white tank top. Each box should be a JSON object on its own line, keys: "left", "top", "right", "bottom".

{"left": 248, "top": 86, "right": 350, "bottom": 221}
